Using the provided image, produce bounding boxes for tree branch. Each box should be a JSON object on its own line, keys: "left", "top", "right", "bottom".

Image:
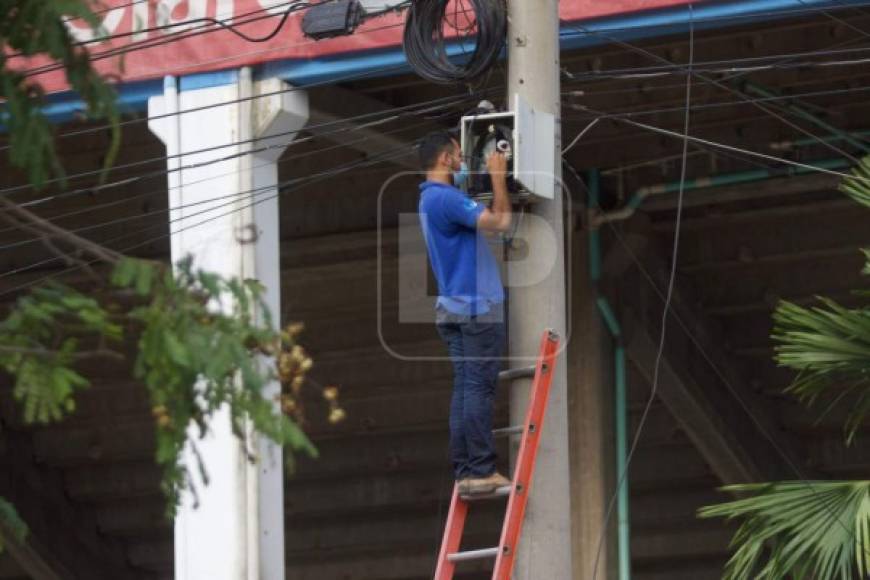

{"left": 0, "top": 197, "right": 123, "bottom": 265}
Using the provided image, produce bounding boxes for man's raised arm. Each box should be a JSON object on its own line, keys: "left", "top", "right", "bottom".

{"left": 477, "top": 152, "right": 512, "bottom": 233}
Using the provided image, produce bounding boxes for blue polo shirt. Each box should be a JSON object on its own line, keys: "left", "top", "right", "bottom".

{"left": 418, "top": 180, "right": 504, "bottom": 316}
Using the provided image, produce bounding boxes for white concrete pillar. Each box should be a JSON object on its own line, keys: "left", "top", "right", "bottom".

{"left": 148, "top": 70, "right": 309, "bottom": 580}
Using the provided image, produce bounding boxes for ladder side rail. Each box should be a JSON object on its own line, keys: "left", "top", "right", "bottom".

{"left": 434, "top": 486, "right": 470, "bottom": 579}
{"left": 492, "top": 331, "right": 560, "bottom": 580}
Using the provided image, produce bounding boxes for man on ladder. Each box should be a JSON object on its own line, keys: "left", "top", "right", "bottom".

{"left": 417, "top": 130, "right": 512, "bottom": 496}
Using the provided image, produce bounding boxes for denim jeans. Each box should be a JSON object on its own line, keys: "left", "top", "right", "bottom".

{"left": 436, "top": 304, "right": 506, "bottom": 480}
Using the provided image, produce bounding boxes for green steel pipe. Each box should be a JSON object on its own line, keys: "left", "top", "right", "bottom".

{"left": 614, "top": 344, "right": 629, "bottom": 579}
{"left": 587, "top": 169, "right": 631, "bottom": 580}
{"left": 596, "top": 297, "right": 622, "bottom": 338}
{"left": 770, "top": 129, "right": 870, "bottom": 151}
{"left": 598, "top": 157, "right": 851, "bottom": 225}
{"left": 632, "top": 156, "right": 850, "bottom": 199}
{"left": 744, "top": 82, "right": 870, "bottom": 154}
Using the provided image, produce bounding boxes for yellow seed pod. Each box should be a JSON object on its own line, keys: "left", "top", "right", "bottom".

{"left": 286, "top": 322, "right": 305, "bottom": 337}
{"left": 278, "top": 353, "right": 294, "bottom": 372}
{"left": 157, "top": 415, "right": 172, "bottom": 429}
{"left": 151, "top": 405, "right": 167, "bottom": 417}
{"left": 291, "top": 375, "right": 305, "bottom": 392}
{"left": 299, "top": 357, "right": 313, "bottom": 372}
{"left": 328, "top": 407, "right": 346, "bottom": 424}
{"left": 322, "top": 386, "right": 339, "bottom": 401}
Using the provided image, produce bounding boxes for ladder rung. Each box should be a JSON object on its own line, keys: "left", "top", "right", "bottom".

{"left": 461, "top": 485, "right": 512, "bottom": 501}
{"left": 492, "top": 425, "right": 524, "bottom": 437}
{"left": 499, "top": 366, "right": 536, "bottom": 381}
{"left": 447, "top": 547, "right": 500, "bottom": 563}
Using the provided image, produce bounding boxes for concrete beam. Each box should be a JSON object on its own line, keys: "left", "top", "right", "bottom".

{"left": 624, "top": 323, "right": 769, "bottom": 484}
{"left": 0, "top": 522, "right": 66, "bottom": 580}
{"left": 610, "top": 230, "right": 810, "bottom": 483}
{"left": 642, "top": 173, "right": 841, "bottom": 212}
{"left": 568, "top": 231, "right": 618, "bottom": 580}
{"left": 307, "top": 85, "right": 445, "bottom": 171}
{"left": 0, "top": 430, "right": 138, "bottom": 580}
{"left": 274, "top": 520, "right": 730, "bottom": 580}
{"left": 0, "top": 552, "right": 30, "bottom": 579}
{"left": 32, "top": 420, "right": 154, "bottom": 468}
{"left": 651, "top": 199, "right": 856, "bottom": 232}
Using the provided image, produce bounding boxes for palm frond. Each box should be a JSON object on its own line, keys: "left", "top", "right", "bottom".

{"left": 772, "top": 295, "right": 870, "bottom": 443}
{"left": 840, "top": 156, "right": 870, "bottom": 208}
{"left": 0, "top": 496, "right": 27, "bottom": 553}
{"left": 699, "top": 481, "right": 870, "bottom": 580}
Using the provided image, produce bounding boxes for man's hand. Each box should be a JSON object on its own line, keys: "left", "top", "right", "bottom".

{"left": 486, "top": 151, "right": 508, "bottom": 181}
{"left": 477, "top": 151, "right": 512, "bottom": 233}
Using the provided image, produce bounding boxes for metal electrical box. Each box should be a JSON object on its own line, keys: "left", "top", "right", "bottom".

{"left": 459, "top": 93, "right": 556, "bottom": 201}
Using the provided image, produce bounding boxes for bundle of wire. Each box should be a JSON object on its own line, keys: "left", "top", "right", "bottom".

{"left": 402, "top": 0, "right": 506, "bottom": 84}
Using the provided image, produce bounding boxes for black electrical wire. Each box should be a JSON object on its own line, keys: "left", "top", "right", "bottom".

{"left": 562, "top": 43, "right": 870, "bottom": 83}
{"left": 20, "top": 0, "right": 870, "bottom": 79}
{"left": 15, "top": 71, "right": 865, "bottom": 255}
{"left": 402, "top": 0, "right": 506, "bottom": 84}
{"left": 20, "top": 2, "right": 314, "bottom": 79}
{"left": 0, "top": 140, "right": 413, "bottom": 296}
{"left": 1, "top": 88, "right": 493, "bottom": 207}
{"left": 22, "top": 38, "right": 870, "bottom": 153}
{"left": 20, "top": 0, "right": 417, "bottom": 77}
{"left": 0, "top": 104, "right": 475, "bottom": 252}
{"left": 0, "top": 19, "right": 424, "bottom": 153}
{"left": 13, "top": 2, "right": 868, "bottom": 145}
{"left": 8, "top": 62, "right": 868, "bottom": 244}
{"left": 561, "top": 20, "right": 864, "bottom": 165}
{"left": 7, "top": 0, "right": 306, "bottom": 61}
{"left": 43, "top": 0, "right": 870, "bottom": 61}
{"left": 564, "top": 82, "right": 870, "bottom": 124}
{"left": 8, "top": 30, "right": 867, "bottom": 211}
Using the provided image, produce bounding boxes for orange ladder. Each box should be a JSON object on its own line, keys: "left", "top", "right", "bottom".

{"left": 434, "top": 329, "right": 560, "bottom": 580}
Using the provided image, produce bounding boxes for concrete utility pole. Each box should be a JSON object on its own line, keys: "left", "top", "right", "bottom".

{"left": 506, "top": 0, "right": 574, "bottom": 578}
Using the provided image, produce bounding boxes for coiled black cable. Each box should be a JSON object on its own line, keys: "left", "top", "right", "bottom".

{"left": 402, "top": 0, "right": 506, "bottom": 84}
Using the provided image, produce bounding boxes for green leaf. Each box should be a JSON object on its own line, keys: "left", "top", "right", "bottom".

{"left": 700, "top": 481, "right": 870, "bottom": 580}
{"left": 0, "top": 0, "right": 119, "bottom": 187}
{"left": 198, "top": 272, "right": 221, "bottom": 299}
{"left": 0, "top": 496, "right": 28, "bottom": 552}
{"left": 3, "top": 253, "right": 319, "bottom": 518}
{"left": 111, "top": 258, "right": 140, "bottom": 288}
{"left": 772, "top": 295, "right": 870, "bottom": 443}
{"left": 162, "top": 331, "right": 190, "bottom": 367}
{"left": 134, "top": 262, "right": 156, "bottom": 296}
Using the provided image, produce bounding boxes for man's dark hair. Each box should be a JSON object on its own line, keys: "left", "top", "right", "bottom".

{"left": 418, "top": 130, "right": 458, "bottom": 171}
